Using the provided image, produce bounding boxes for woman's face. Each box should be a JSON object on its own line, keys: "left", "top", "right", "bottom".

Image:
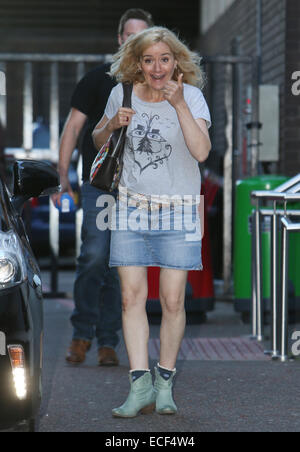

{"left": 139, "top": 42, "right": 177, "bottom": 91}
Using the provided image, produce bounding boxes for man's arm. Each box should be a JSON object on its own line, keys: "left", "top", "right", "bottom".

{"left": 52, "top": 108, "right": 87, "bottom": 206}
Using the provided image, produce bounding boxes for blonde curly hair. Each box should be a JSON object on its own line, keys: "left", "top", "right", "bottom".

{"left": 109, "top": 27, "right": 205, "bottom": 89}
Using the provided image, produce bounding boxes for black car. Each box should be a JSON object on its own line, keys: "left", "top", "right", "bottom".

{"left": 0, "top": 160, "right": 59, "bottom": 432}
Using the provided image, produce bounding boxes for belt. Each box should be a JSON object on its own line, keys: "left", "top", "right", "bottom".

{"left": 117, "top": 185, "right": 199, "bottom": 211}
{"left": 118, "top": 195, "right": 198, "bottom": 213}
{"left": 118, "top": 196, "right": 173, "bottom": 211}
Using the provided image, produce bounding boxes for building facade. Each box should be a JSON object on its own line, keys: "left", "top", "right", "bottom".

{"left": 0, "top": 0, "right": 199, "bottom": 147}
{"left": 199, "top": 0, "right": 300, "bottom": 176}
{"left": 0, "top": 0, "right": 298, "bottom": 175}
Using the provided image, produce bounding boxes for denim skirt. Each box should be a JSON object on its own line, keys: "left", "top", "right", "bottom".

{"left": 109, "top": 200, "right": 203, "bottom": 271}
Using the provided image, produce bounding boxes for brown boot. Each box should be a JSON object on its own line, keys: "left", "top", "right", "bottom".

{"left": 98, "top": 347, "right": 119, "bottom": 367}
{"left": 66, "top": 339, "right": 92, "bottom": 364}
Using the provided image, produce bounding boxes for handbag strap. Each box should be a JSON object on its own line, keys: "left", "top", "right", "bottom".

{"left": 122, "top": 82, "right": 133, "bottom": 109}
{"left": 110, "top": 83, "right": 133, "bottom": 157}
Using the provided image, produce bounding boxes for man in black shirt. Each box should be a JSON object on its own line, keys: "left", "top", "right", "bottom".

{"left": 53, "top": 9, "right": 153, "bottom": 366}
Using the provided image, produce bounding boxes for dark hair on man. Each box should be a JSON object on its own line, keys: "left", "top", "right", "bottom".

{"left": 118, "top": 8, "right": 154, "bottom": 36}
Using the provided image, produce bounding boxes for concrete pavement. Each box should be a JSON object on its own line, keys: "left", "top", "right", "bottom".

{"left": 38, "top": 277, "right": 300, "bottom": 432}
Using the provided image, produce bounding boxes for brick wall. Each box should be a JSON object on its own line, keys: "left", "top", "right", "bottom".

{"left": 283, "top": 0, "right": 300, "bottom": 175}
{"left": 0, "top": 0, "right": 199, "bottom": 54}
{"left": 199, "top": 0, "right": 300, "bottom": 177}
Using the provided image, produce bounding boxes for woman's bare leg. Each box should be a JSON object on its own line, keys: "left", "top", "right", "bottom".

{"left": 118, "top": 266, "right": 149, "bottom": 370}
{"left": 159, "top": 268, "right": 188, "bottom": 369}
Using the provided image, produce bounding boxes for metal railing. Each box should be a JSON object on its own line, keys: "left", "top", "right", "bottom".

{"left": 251, "top": 175, "right": 300, "bottom": 361}
{"left": 0, "top": 52, "right": 112, "bottom": 161}
{"left": 0, "top": 52, "right": 112, "bottom": 296}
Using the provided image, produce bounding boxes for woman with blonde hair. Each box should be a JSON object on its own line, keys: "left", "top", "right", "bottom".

{"left": 93, "top": 27, "right": 212, "bottom": 418}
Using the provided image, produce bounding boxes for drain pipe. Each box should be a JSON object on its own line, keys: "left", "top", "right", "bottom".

{"left": 250, "top": 0, "right": 263, "bottom": 176}
{"left": 256, "top": 0, "right": 263, "bottom": 85}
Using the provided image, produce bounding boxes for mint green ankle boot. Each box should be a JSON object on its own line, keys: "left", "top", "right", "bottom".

{"left": 154, "top": 367, "right": 178, "bottom": 415}
{"left": 112, "top": 371, "right": 156, "bottom": 418}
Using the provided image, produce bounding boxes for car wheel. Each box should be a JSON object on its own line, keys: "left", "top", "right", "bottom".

{"left": 14, "top": 418, "right": 37, "bottom": 432}
{"left": 28, "top": 418, "right": 36, "bottom": 433}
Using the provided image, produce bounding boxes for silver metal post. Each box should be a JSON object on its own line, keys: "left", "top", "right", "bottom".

{"left": 223, "top": 63, "right": 233, "bottom": 294}
{"left": 0, "top": 62, "right": 7, "bottom": 127}
{"left": 23, "top": 62, "right": 33, "bottom": 153}
{"left": 251, "top": 211, "right": 258, "bottom": 339}
{"left": 255, "top": 200, "right": 264, "bottom": 341}
{"left": 76, "top": 62, "right": 85, "bottom": 83}
{"left": 260, "top": 209, "right": 300, "bottom": 217}
{"left": 49, "top": 62, "right": 60, "bottom": 262}
{"left": 50, "top": 62, "right": 59, "bottom": 158}
{"left": 288, "top": 182, "right": 300, "bottom": 194}
{"left": 279, "top": 218, "right": 290, "bottom": 362}
{"left": 274, "top": 174, "right": 300, "bottom": 194}
{"left": 76, "top": 155, "right": 83, "bottom": 259}
{"left": 270, "top": 201, "right": 280, "bottom": 359}
{"left": 75, "top": 62, "right": 85, "bottom": 261}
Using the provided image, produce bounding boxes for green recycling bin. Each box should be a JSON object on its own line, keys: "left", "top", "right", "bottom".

{"left": 233, "top": 175, "right": 288, "bottom": 317}
{"left": 289, "top": 230, "right": 300, "bottom": 309}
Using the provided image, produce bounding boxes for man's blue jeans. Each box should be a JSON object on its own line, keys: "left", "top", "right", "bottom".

{"left": 71, "top": 182, "right": 122, "bottom": 349}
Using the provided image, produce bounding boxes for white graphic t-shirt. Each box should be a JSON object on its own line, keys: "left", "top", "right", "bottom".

{"left": 104, "top": 83, "right": 211, "bottom": 198}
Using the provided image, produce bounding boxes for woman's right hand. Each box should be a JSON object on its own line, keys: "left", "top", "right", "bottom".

{"left": 109, "top": 107, "right": 136, "bottom": 131}
{"left": 92, "top": 108, "right": 135, "bottom": 150}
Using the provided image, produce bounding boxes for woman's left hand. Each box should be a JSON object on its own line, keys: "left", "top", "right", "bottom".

{"left": 162, "top": 73, "right": 185, "bottom": 109}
